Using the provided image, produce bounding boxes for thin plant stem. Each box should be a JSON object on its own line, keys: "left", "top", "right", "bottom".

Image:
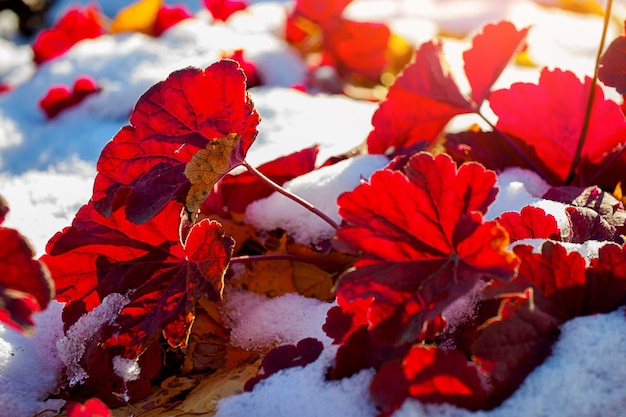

{"left": 231, "top": 253, "right": 326, "bottom": 266}
{"left": 565, "top": 0, "right": 613, "bottom": 185}
{"left": 242, "top": 159, "right": 340, "bottom": 230}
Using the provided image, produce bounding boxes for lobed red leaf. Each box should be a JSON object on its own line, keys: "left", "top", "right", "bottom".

{"left": 366, "top": 41, "right": 472, "bottom": 155}
{"left": 464, "top": 21, "right": 529, "bottom": 106}
{"left": 496, "top": 206, "right": 561, "bottom": 242}
{"left": 334, "top": 152, "right": 517, "bottom": 346}
{"left": 91, "top": 60, "right": 260, "bottom": 223}
{"left": 489, "top": 68, "right": 626, "bottom": 183}
{"left": 41, "top": 200, "right": 234, "bottom": 359}
{"left": 598, "top": 35, "right": 626, "bottom": 95}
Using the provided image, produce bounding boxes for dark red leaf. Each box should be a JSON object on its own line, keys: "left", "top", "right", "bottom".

{"left": 244, "top": 338, "right": 324, "bottom": 391}
{"left": 0, "top": 197, "right": 54, "bottom": 334}
{"left": 334, "top": 152, "right": 517, "bottom": 346}
{"left": 91, "top": 60, "right": 260, "bottom": 223}
{"left": 41, "top": 200, "right": 235, "bottom": 359}
{"left": 153, "top": 4, "right": 192, "bottom": 37}
{"left": 32, "top": 5, "right": 105, "bottom": 65}
{"left": 565, "top": 206, "right": 624, "bottom": 244}
{"left": 366, "top": 41, "right": 472, "bottom": 154}
{"left": 371, "top": 346, "right": 488, "bottom": 414}
{"left": 203, "top": 0, "right": 247, "bottom": 21}
{"left": 66, "top": 397, "right": 112, "bottom": 417}
{"left": 489, "top": 68, "right": 626, "bottom": 183}
{"left": 496, "top": 206, "right": 561, "bottom": 242}
{"left": 471, "top": 288, "right": 562, "bottom": 408}
{"left": 543, "top": 185, "right": 626, "bottom": 234}
{"left": 39, "top": 76, "right": 101, "bottom": 119}
{"left": 598, "top": 35, "right": 626, "bottom": 95}
{"left": 464, "top": 21, "right": 529, "bottom": 105}
{"left": 202, "top": 146, "right": 318, "bottom": 217}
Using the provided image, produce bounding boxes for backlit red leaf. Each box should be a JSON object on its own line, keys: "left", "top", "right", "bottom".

{"left": 0, "top": 198, "right": 54, "bottom": 334}
{"left": 371, "top": 346, "right": 488, "bottom": 414}
{"left": 203, "top": 0, "right": 248, "bottom": 21}
{"left": 514, "top": 241, "right": 626, "bottom": 318}
{"left": 366, "top": 41, "right": 472, "bottom": 154}
{"left": 334, "top": 152, "right": 517, "bottom": 346}
{"left": 496, "top": 206, "right": 561, "bottom": 242}
{"left": 598, "top": 35, "right": 626, "bottom": 95}
{"left": 39, "top": 76, "right": 101, "bottom": 119}
{"left": 464, "top": 21, "right": 529, "bottom": 105}
{"left": 91, "top": 60, "right": 260, "bottom": 223}
{"left": 489, "top": 68, "right": 626, "bottom": 183}
{"left": 41, "top": 200, "right": 234, "bottom": 359}
{"left": 32, "top": 5, "right": 105, "bottom": 65}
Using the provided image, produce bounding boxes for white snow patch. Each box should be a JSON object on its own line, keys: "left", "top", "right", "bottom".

{"left": 113, "top": 356, "right": 141, "bottom": 382}
{"left": 225, "top": 291, "right": 333, "bottom": 349}
{"left": 57, "top": 293, "right": 130, "bottom": 386}
{"left": 245, "top": 154, "right": 389, "bottom": 244}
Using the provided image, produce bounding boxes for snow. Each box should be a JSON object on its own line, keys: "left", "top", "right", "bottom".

{"left": 245, "top": 154, "right": 389, "bottom": 244}
{"left": 1, "top": 0, "right": 626, "bottom": 416}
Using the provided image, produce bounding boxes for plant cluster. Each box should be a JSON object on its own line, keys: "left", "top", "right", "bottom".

{"left": 2, "top": 0, "right": 626, "bottom": 415}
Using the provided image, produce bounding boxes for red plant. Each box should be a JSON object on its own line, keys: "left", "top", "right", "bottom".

{"left": 39, "top": 76, "right": 101, "bottom": 119}
{"left": 32, "top": 5, "right": 105, "bottom": 65}
{"left": 0, "top": 196, "right": 54, "bottom": 334}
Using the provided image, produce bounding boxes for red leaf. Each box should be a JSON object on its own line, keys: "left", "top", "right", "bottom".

{"left": 153, "top": 4, "right": 192, "bottom": 37}
{"left": 598, "top": 35, "right": 626, "bottom": 95}
{"left": 91, "top": 60, "right": 260, "bottom": 223}
{"left": 203, "top": 0, "right": 247, "bottom": 21}
{"left": 32, "top": 5, "right": 105, "bottom": 65}
{"left": 489, "top": 68, "right": 626, "bottom": 183}
{"left": 66, "top": 397, "right": 112, "bottom": 417}
{"left": 565, "top": 206, "right": 624, "bottom": 244}
{"left": 325, "top": 20, "right": 390, "bottom": 84}
{"left": 202, "top": 146, "right": 319, "bottom": 217}
{"left": 221, "top": 49, "right": 262, "bottom": 88}
{"left": 471, "top": 288, "right": 562, "bottom": 408}
{"left": 496, "top": 206, "right": 561, "bottom": 242}
{"left": 39, "top": 76, "right": 101, "bottom": 119}
{"left": 41, "top": 200, "right": 235, "bottom": 359}
{"left": 334, "top": 152, "right": 517, "bottom": 345}
{"left": 290, "top": 0, "right": 352, "bottom": 25}
{"left": 244, "top": 338, "right": 324, "bottom": 391}
{"left": 366, "top": 41, "right": 472, "bottom": 154}
{"left": 0, "top": 196, "right": 54, "bottom": 334}
{"left": 464, "top": 21, "right": 528, "bottom": 106}
{"left": 371, "top": 346, "right": 488, "bottom": 414}
{"left": 514, "top": 241, "right": 626, "bottom": 318}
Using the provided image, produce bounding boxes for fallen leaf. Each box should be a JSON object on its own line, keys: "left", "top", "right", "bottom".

{"left": 109, "top": 0, "right": 162, "bottom": 35}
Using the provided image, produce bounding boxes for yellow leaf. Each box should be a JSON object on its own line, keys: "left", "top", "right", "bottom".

{"left": 292, "top": 261, "right": 335, "bottom": 301}
{"left": 184, "top": 134, "right": 239, "bottom": 219}
{"left": 110, "top": 0, "right": 162, "bottom": 35}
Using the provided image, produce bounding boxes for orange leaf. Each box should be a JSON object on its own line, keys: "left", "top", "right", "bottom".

{"left": 184, "top": 133, "right": 240, "bottom": 219}
{"left": 109, "top": 0, "right": 162, "bottom": 35}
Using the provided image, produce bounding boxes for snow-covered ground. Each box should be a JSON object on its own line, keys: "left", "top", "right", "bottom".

{"left": 1, "top": 0, "right": 626, "bottom": 416}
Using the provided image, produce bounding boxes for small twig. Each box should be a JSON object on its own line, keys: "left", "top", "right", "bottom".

{"left": 242, "top": 160, "right": 340, "bottom": 230}
{"left": 231, "top": 253, "right": 325, "bottom": 266}
{"left": 565, "top": 0, "right": 613, "bottom": 185}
